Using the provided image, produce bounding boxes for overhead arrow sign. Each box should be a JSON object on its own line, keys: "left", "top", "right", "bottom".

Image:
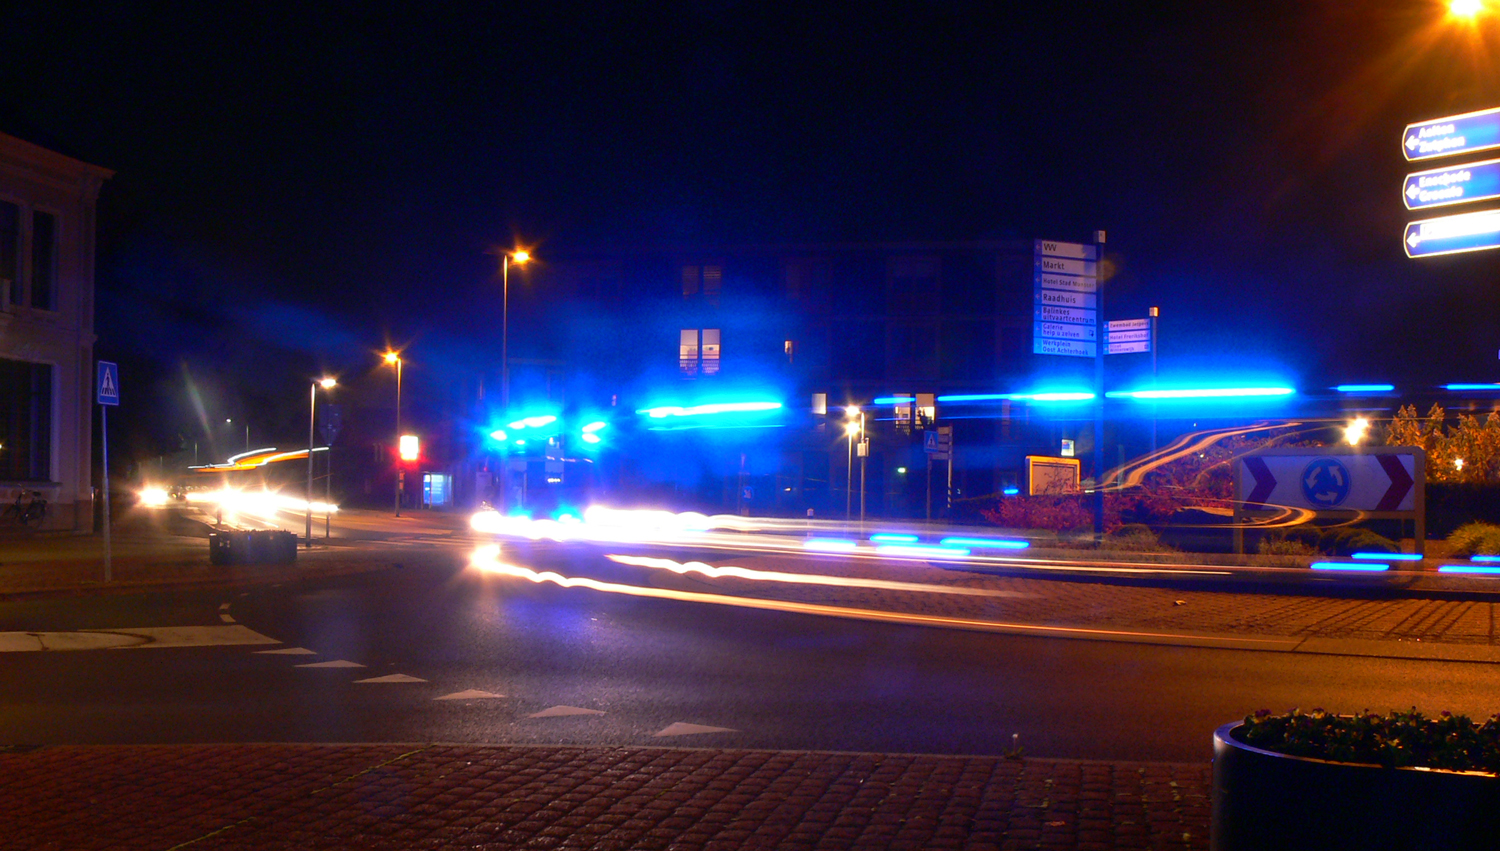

{"left": 1403, "top": 106, "right": 1500, "bottom": 162}
{"left": 1236, "top": 448, "right": 1422, "bottom": 513}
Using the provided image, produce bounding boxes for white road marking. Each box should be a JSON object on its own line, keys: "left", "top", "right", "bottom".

{"left": 0, "top": 625, "right": 281, "bottom": 652}
{"left": 219, "top": 614, "right": 236, "bottom": 623}
{"left": 218, "top": 603, "right": 230, "bottom": 611}
{"left": 354, "top": 674, "right": 427, "bottom": 683}
{"left": 255, "top": 646, "right": 317, "bottom": 655}
{"left": 653, "top": 722, "right": 738, "bottom": 737}
{"left": 529, "top": 705, "right": 606, "bottom": 718}
{"left": 295, "top": 660, "right": 366, "bottom": 668}
{"left": 435, "top": 689, "right": 505, "bottom": 700}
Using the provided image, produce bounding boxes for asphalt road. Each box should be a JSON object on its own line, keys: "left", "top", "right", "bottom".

{"left": 4, "top": 539, "right": 1500, "bottom": 762}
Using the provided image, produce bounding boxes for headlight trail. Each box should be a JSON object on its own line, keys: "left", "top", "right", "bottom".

{"left": 603, "top": 554, "right": 1029, "bottom": 598}
{"left": 468, "top": 545, "right": 1279, "bottom": 645}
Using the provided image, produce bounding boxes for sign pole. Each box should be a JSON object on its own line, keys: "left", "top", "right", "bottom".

{"left": 1093, "top": 230, "right": 1106, "bottom": 542}
{"left": 95, "top": 361, "right": 120, "bottom": 583}
{"left": 102, "top": 403, "right": 111, "bottom": 583}
{"left": 1149, "top": 306, "right": 1159, "bottom": 456}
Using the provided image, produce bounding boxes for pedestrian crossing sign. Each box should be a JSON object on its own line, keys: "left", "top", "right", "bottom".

{"left": 97, "top": 361, "right": 120, "bottom": 406}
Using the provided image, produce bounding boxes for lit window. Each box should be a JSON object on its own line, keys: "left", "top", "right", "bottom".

{"left": 702, "top": 328, "right": 720, "bottom": 375}
{"left": 679, "top": 329, "right": 699, "bottom": 376}
{"left": 784, "top": 339, "right": 795, "bottom": 364}
{"left": 679, "top": 329, "right": 722, "bottom": 377}
{"left": 682, "top": 266, "right": 699, "bottom": 298}
{"left": 893, "top": 394, "right": 914, "bottom": 433}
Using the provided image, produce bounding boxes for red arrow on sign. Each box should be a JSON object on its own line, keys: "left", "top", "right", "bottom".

{"left": 1243, "top": 457, "right": 1276, "bottom": 507}
{"left": 1376, "top": 455, "right": 1414, "bottom": 511}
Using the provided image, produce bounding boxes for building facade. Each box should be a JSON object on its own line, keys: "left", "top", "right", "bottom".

{"left": 523, "top": 240, "right": 1091, "bottom": 517}
{"left": 0, "top": 133, "right": 112, "bottom": 530}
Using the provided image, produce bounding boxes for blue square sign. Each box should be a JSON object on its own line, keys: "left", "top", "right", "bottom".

{"left": 97, "top": 361, "right": 120, "bottom": 406}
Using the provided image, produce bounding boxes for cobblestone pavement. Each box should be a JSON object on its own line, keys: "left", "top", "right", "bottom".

{"left": 0, "top": 744, "right": 1209, "bottom": 851}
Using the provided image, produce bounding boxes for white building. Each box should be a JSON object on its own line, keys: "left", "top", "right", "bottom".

{"left": 0, "top": 132, "right": 112, "bottom": 530}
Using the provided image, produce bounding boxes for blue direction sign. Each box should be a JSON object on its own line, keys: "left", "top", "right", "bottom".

{"left": 1403, "top": 158, "right": 1500, "bottom": 210}
{"left": 1403, "top": 106, "right": 1500, "bottom": 161}
{"left": 97, "top": 361, "right": 120, "bottom": 406}
{"left": 1404, "top": 208, "right": 1500, "bottom": 258}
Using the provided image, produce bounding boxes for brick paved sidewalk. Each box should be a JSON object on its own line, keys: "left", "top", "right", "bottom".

{"left": 0, "top": 744, "right": 1209, "bottom": 850}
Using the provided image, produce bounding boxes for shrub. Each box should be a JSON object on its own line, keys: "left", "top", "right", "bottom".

{"left": 1238, "top": 708, "right": 1500, "bottom": 773}
{"left": 1101, "top": 523, "right": 1174, "bottom": 553}
{"left": 1318, "top": 527, "right": 1399, "bottom": 556}
{"left": 1258, "top": 535, "right": 1318, "bottom": 557}
{"left": 1447, "top": 522, "right": 1500, "bottom": 558}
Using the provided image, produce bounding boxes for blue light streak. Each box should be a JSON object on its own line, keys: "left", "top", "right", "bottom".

{"left": 939, "top": 537, "right": 1030, "bottom": 550}
{"left": 1438, "top": 565, "right": 1500, "bottom": 575}
{"left": 869, "top": 533, "right": 919, "bottom": 543}
{"left": 1351, "top": 552, "right": 1422, "bottom": 561}
{"left": 1471, "top": 555, "right": 1500, "bottom": 562}
{"left": 1003, "top": 487, "right": 1020, "bottom": 495}
{"left": 1445, "top": 384, "right": 1500, "bottom": 392}
{"left": 1105, "top": 387, "right": 1295, "bottom": 400}
{"left": 638, "top": 401, "right": 783, "bottom": 418}
{"left": 1310, "top": 562, "right": 1390, "bottom": 572}
{"left": 1334, "top": 384, "right": 1395, "bottom": 393}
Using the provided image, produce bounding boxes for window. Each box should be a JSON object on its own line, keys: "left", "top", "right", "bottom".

{"left": 784, "top": 339, "right": 795, "bottom": 365}
{"left": 702, "top": 328, "right": 720, "bottom": 374}
{"left": 682, "top": 266, "right": 699, "bottom": 298}
{"left": 0, "top": 358, "right": 51, "bottom": 482}
{"left": 702, "top": 265, "right": 721, "bottom": 306}
{"left": 679, "top": 329, "right": 700, "bottom": 376}
{"left": 678, "top": 329, "right": 721, "bottom": 377}
{"left": 31, "top": 211, "right": 56, "bottom": 310}
{"left": 0, "top": 202, "right": 17, "bottom": 308}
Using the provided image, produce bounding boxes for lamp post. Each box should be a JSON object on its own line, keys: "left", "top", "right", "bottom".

{"left": 306, "top": 377, "right": 336, "bottom": 547}
{"left": 844, "top": 406, "right": 860, "bottom": 521}
{"left": 384, "top": 351, "right": 403, "bottom": 517}
{"left": 501, "top": 249, "right": 531, "bottom": 411}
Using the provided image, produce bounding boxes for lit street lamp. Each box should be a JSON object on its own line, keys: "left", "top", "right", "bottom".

{"left": 384, "top": 351, "right": 403, "bottom": 517}
{"left": 306, "top": 377, "right": 336, "bottom": 547}
{"left": 501, "top": 248, "right": 531, "bottom": 411}
{"left": 844, "top": 406, "right": 861, "bottom": 520}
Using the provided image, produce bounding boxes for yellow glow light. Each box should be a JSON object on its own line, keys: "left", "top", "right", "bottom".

{"left": 383, "top": 351, "right": 400, "bottom": 365}
{"left": 1451, "top": 0, "right": 1483, "bottom": 18}
{"left": 399, "top": 434, "right": 420, "bottom": 461}
{"left": 1344, "top": 416, "right": 1370, "bottom": 446}
{"left": 512, "top": 249, "right": 531, "bottom": 264}
{"left": 319, "top": 377, "right": 337, "bottom": 389}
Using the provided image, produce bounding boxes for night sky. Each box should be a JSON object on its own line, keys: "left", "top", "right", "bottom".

{"left": 6, "top": 1, "right": 1500, "bottom": 451}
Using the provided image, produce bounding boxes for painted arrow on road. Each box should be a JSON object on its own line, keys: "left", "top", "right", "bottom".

{"left": 1377, "top": 455, "right": 1414, "bottom": 511}
{"left": 1243, "top": 457, "right": 1275, "bottom": 507}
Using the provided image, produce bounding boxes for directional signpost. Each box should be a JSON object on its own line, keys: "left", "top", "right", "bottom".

{"left": 1233, "top": 447, "right": 1426, "bottom": 556}
{"left": 1402, "top": 106, "right": 1500, "bottom": 257}
{"left": 1105, "top": 318, "right": 1150, "bottom": 355}
{"left": 1032, "top": 240, "right": 1098, "bottom": 358}
{"left": 1404, "top": 208, "right": 1500, "bottom": 258}
{"left": 1402, "top": 106, "right": 1500, "bottom": 162}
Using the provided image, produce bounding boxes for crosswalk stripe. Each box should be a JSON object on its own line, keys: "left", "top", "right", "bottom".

{"left": 295, "top": 660, "right": 365, "bottom": 668}
{"left": 529, "top": 705, "right": 605, "bottom": 718}
{"left": 435, "top": 689, "right": 505, "bottom": 700}
{"left": 355, "top": 674, "right": 427, "bottom": 683}
{"left": 653, "top": 722, "right": 738, "bottom": 737}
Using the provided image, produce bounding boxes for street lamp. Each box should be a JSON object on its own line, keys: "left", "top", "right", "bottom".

{"left": 501, "top": 248, "right": 531, "bottom": 411}
{"left": 844, "top": 407, "right": 861, "bottom": 520}
{"left": 384, "top": 351, "right": 403, "bottom": 517}
{"left": 306, "top": 377, "right": 336, "bottom": 547}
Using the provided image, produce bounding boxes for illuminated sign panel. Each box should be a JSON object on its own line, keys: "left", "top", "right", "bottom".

{"left": 1403, "top": 208, "right": 1500, "bottom": 258}
{"left": 1402, "top": 106, "right": 1500, "bottom": 162}
{"left": 1403, "top": 158, "right": 1500, "bottom": 210}
{"left": 1032, "top": 239, "right": 1099, "bottom": 357}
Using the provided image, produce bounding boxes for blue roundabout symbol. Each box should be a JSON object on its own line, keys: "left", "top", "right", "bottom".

{"left": 1301, "top": 458, "right": 1351, "bottom": 508}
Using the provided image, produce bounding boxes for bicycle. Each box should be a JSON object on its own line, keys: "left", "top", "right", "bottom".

{"left": 2, "top": 490, "right": 47, "bottom": 529}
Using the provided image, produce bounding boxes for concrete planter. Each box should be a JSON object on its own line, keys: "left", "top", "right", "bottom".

{"left": 1211, "top": 721, "right": 1500, "bottom": 850}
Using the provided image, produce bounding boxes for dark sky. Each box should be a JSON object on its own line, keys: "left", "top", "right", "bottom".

{"left": 6, "top": 1, "right": 1500, "bottom": 448}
